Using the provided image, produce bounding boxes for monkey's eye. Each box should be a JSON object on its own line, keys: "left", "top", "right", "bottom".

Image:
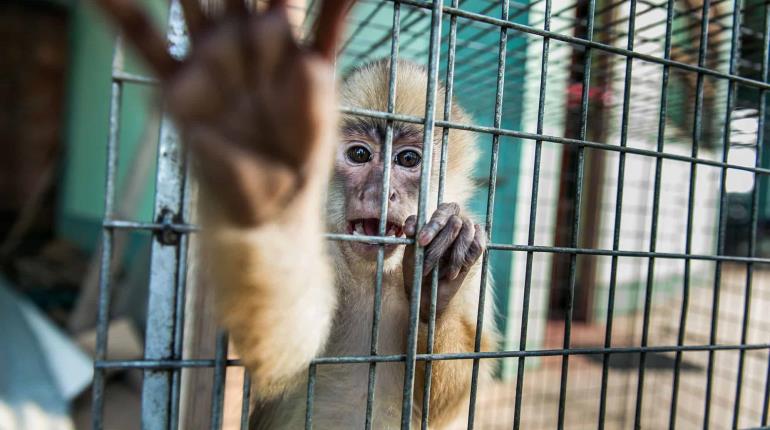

{"left": 346, "top": 146, "right": 372, "bottom": 164}
{"left": 395, "top": 150, "right": 421, "bottom": 168}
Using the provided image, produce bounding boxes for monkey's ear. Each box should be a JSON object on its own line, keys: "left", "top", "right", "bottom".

{"left": 312, "top": 0, "right": 355, "bottom": 61}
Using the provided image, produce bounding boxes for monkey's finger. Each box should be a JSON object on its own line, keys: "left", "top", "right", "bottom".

{"left": 179, "top": 0, "right": 208, "bottom": 37}
{"left": 312, "top": 0, "right": 354, "bottom": 60}
{"left": 422, "top": 215, "right": 463, "bottom": 275}
{"left": 224, "top": 0, "right": 248, "bottom": 16}
{"left": 247, "top": 11, "right": 297, "bottom": 80}
{"left": 445, "top": 218, "right": 475, "bottom": 280}
{"left": 402, "top": 242, "right": 416, "bottom": 293}
{"left": 268, "top": 0, "right": 288, "bottom": 11}
{"left": 94, "top": 0, "right": 180, "bottom": 80}
{"left": 466, "top": 224, "right": 486, "bottom": 266}
{"left": 196, "top": 25, "right": 247, "bottom": 95}
{"left": 403, "top": 215, "right": 418, "bottom": 237}
{"left": 417, "top": 202, "right": 460, "bottom": 246}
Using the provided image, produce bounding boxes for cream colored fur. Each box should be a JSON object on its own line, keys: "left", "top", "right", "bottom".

{"left": 203, "top": 59, "right": 497, "bottom": 429}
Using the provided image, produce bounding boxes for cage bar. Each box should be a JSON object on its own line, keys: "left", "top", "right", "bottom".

{"left": 91, "top": 38, "right": 124, "bottom": 430}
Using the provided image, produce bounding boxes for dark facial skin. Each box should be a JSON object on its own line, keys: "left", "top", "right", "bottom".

{"left": 336, "top": 121, "right": 486, "bottom": 321}
{"left": 335, "top": 122, "right": 422, "bottom": 256}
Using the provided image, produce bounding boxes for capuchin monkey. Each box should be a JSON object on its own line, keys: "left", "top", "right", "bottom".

{"left": 95, "top": 0, "right": 497, "bottom": 427}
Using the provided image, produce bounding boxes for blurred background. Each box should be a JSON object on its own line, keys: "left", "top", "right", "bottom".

{"left": 1, "top": 0, "right": 769, "bottom": 428}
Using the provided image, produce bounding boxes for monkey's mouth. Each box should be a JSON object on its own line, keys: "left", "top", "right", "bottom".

{"left": 347, "top": 219, "right": 403, "bottom": 239}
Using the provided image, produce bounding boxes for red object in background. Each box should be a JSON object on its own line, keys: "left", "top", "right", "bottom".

{"left": 566, "top": 82, "right": 613, "bottom": 108}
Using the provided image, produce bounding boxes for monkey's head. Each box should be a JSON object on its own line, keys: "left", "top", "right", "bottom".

{"left": 327, "top": 59, "right": 478, "bottom": 270}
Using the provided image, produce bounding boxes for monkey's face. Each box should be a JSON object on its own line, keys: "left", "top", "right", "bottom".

{"left": 330, "top": 121, "right": 424, "bottom": 261}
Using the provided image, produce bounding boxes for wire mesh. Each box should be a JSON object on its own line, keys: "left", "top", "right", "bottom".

{"left": 91, "top": 0, "right": 770, "bottom": 428}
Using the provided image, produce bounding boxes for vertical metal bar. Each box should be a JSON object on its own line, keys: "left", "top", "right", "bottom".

{"left": 364, "top": 3, "right": 401, "bottom": 428}
{"left": 401, "top": 0, "right": 444, "bottom": 425}
{"left": 557, "top": 0, "right": 595, "bottom": 427}
{"left": 91, "top": 39, "right": 124, "bottom": 430}
{"left": 763, "top": 349, "right": 770, "bottom": 426}
{"left": 512, "top": 0, "right": 551, "bottom": 428}
{"left": 704, "top": 0, "right": 742, "bottom": 425}
{"left": 240, "top": 373, "right": 252, "bottom": 430}
{"left": 466, "top": 1, "right": 509, "bottom": 428}
{"left": 633, "top": 0, "right": 670, "bottom": 422}
{"left": 170, "top": 153, "right": 193, "bottom": 430}
{"left": 670, "top": 0, "right": 712, "bottom": 428}
{"left": 732, "top": 9, "right": 768, "bottom": 421}
{"left": 760, "top": 14, "right": 770, "bottom": 429}
{"left": 651, "top": 10, "right": 676, "bottom": 426}
{"left": 420, "top": 0, "right": 460, "bottom": 425}
{"left": 305, "top": 363, "right": 317, "bottom": 430}
{"left": 210, "top": 331, "right": 229, "bottom": 430}
{"left": 598, "top": 0, "right": 640, "bottom": 428}
{"left": 141, "top": 3, "right": 188, "bottom": 428}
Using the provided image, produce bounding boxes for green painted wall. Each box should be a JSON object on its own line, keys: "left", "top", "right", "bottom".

{"left": 59, "top": 0, "right": 164, "bottom": 252}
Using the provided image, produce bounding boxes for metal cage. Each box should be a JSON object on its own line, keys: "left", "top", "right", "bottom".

{"left": 91, "top": 0, "right": 770, "bottom": 428}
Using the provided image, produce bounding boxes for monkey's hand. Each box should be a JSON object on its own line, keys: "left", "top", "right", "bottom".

{"left": 94, "top": 0, "right": 352, "bottom": 226}
{"left": 402, "top": 202, "right": 486, "bottom": 323}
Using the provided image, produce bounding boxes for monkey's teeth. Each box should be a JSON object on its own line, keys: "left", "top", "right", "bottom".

{"left": 354, "top": 222, "right": 365, "bottom": 235}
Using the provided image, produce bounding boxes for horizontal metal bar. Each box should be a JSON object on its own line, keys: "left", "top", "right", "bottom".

{"left": 324, "top": 233, "right": 412, "bottom": 244}
{"left": 103, "top": 219, "right": 200, "bottom": 233}
{"left": 487, "top": 244, "right": 770, "bottom": 264}
{"left": 387, "top": 0, "right": 770, "bottom": 91}
{"left": 95, "top": 343, "right": 770, "bottom": 369}
{"left": 112, "top": 70, "right": 160, "bottom": 85}
{"left": 99, "top": 220, "right": 770, "bottom": 264}
{"left": 341, "top": 107, "right": 770, "bottom": 175}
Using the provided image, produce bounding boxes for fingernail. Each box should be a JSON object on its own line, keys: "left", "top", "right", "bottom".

{"left": 418, "top": 231, "right": 430, "bottom": 246}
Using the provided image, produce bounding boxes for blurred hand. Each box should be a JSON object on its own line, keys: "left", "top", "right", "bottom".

{"left": 94, "top": 0, "right": 353, "bottom": 226}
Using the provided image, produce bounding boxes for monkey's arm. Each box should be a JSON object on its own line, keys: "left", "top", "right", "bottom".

{"left": 403, "top": 203, "right": 496, "bottom": 426}
{"left": 413, "top": 272, "right": 497, "bottom": 428}
{"left": 203, "top": 183, "right": 334, "bottom": 400}
{"left": 90, "top": 0, "right": 352, "bottom": 402}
